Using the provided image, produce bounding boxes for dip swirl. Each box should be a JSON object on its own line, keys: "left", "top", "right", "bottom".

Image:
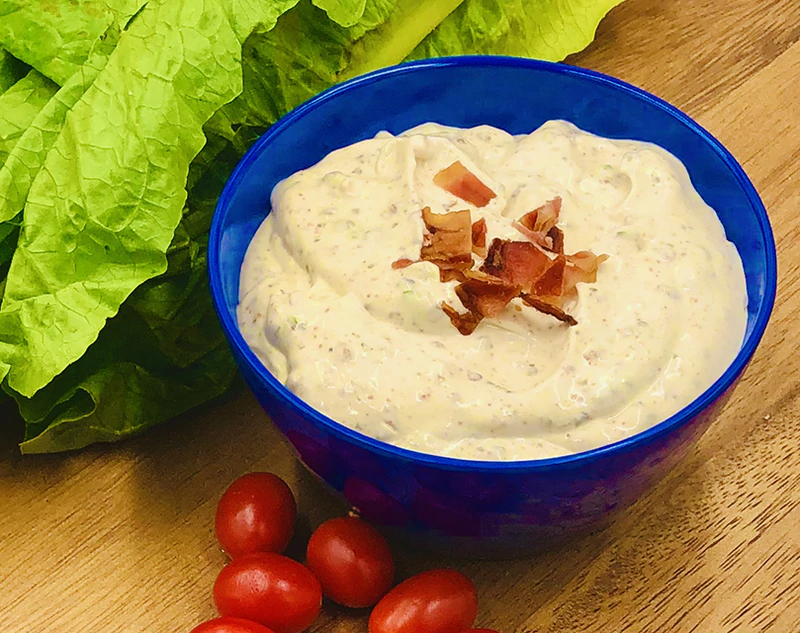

{"left": 238, "top": 121, "right": 747, "bottom": 460}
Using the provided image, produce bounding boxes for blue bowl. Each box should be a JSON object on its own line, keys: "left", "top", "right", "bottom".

{"left": 209, "top": 56, "right": 776, "bottom": 557}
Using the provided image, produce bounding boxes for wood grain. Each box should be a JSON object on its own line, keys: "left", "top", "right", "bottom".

{"left": 3, "top": 0, "right": 800, "bottom": 631}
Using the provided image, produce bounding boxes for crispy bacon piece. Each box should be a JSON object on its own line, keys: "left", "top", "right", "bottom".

{"left": 418, "top": 206, "right": 473, "bottom": 280}
{"left": 480, "top": 238, "right": 550, "bottom": 291}
{"left": 433, "top": 161, "right": 497, "bottom": 208}
{"left": 563, "top": 251, "right": 610, "bottom": 294}
{"left": 392, "top": 207, "right": 474, "bottom": 280}
{"left": 547, "top": 226, "right": 564, "bottom": 254}
{"left": 421, "top": 207, "right": 472, "bottom": 260}
{"left": 462, "top": 268, "right": 507, "bottom": 283}
{"left": 514, "top": 197, "right": 564, "bottom": 251}
{"left": 442, "top": 301, "right": 482, "bottom": 335}
{"left": 533, "top": 254, "right": 567, "bottom": 297}
{"left": 438, "top": 267, "right": 469, "bottom": 283}
{"left": 519, "top": 197, "right": 562, "bottom": 233}
{"left": 512, "top": 221, "right": 553, "bottom": 250}
{"left": 520, "top": 293, "right": 578, "bottom": 326}
{"left": 391, "top": 258, "right": 415, "bottom": 269}
{"left": 471, "top": 218, "right": 487, "bottom": 257}
{"left": 567, "top": 251, "right": 609, "bottom": 279}
{"left": 456, "top": 277, "right": 521, "bottom": 319}
{"left": 441, "top": 269, "right": 522, "bottom": 336}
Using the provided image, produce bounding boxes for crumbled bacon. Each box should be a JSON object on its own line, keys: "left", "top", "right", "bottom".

{"left": 392, "top": 189, "right": 606, "bottom": 333}
{"left": 433, "top": 161, "right": 497, "bottom": 208}
{"left": 391, "top": 258, "right": 415, "bottom": 269}
{"left": 418, "top": 206, "right": 473, "bottom": 281}
{"left": 514, "top": 197, "right": 564, "bottom": 251}
{"left": 512, "top": 221, "right": 554, "bottom": 250}
{"left": 421, "top": 207, "right": 472, "bottom": 260}
{"left": 567, "top": 251, "right": 609, "bottom": 279}
{"left": 438, "top": 267, "right": 469, "bottom": 283}
{"left": 471, "top": 218, "right": 487, "bottom": 257}
{"left": 563, "top": 251, "right": 610, "bottom": 295}
{"left": 518, "top": 197, "right": 562, "bottom": 233}
{"left": 442, "top": 301, "right": 482, "bottom": 335}
{"left": 456, "top": 277, "right": 521, "bottom": 319}
{"left": 480, "top": 238, "right": 550, "bottom": 291}
{"left": 520, "top": 293, "right": 578, "bottom": 326}
{"left": 547, "top": 226, "right": 564, "bottom": 254}
{"left": 533, "top": 254, "right": 566, "bottom": 298}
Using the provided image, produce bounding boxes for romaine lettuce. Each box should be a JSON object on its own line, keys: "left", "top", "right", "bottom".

{"left": 0, "top": 48, "right": 26, "bottom": 94}
{"left": 0, "top": 0, "right": 625, "bottom": 452}
{"left": 0, "top": 0, "right": 146, "bottom": 85}
{"left": 0, "top": 70, "right": 58, "bottom": 168}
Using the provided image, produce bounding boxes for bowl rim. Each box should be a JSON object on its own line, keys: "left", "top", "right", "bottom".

{"left": 209, "top": 55, "right": 777, "bottom": 472}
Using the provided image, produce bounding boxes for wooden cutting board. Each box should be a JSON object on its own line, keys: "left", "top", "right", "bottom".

{"left": 3, "top": 1, "right": 800, "bottom": 631}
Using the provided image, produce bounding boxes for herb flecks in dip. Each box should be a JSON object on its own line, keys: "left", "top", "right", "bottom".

{"left": 238, "top": 121, "right": 748, "bottom": 460}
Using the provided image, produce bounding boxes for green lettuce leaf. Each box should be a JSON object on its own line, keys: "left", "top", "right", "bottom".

{"left": 0, "top": 213, "right": 18, "bottom": 269}
{"left": 222, "top": 0, "right": 464, "bottom": 137}
{"left": 0, "top": 70, "right": 58, "bottom": 168}
{"left": 311, "top": 0, "right": 368, "bottom": 28}
{"left": 0, "top": 42, "right": 117, "bottom": 227}
{"left": 12, "top": 136, "right": 242, "bottom": 453}
{"left": 0, "top": 48, "right": 27, "bottom": 94}
{"left": 12, "top": 291, "right": 238, "bottom": 454}
{"left": 0, "top": 42, "right": 122, "bottom": 331}
{"left": 0, "top": 0, "right": 300, "bottom": 398}
{"left": 410, "top": 0, "right": 624, "bottom": 60}
{"left": 0, "top": 0, "right": 146, "bottom": 85}
{"left": 0, "top": 214, "right": 19, "bottom": 302}
{"left": 0, "top": 10, "right": 134, "bottom": 268}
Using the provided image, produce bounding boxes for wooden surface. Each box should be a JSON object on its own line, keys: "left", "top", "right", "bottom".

{"left": 3, "top": 1, "right": 800, "bottom": 631}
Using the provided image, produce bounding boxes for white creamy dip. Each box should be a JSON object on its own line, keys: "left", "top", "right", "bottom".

{"left": 238, "top": 121, "right": 747, "bottom": 460}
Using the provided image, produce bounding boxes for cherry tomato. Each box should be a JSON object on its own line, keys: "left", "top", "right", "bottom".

{"left": 214, "top": 552, "right": 322, "bottom": 633}
{"left": 189, "top": 617, "right": 276, "bottom": 633}
{"left": 306, "top": 516, "right": 395, "bottom": 608}
{"left": 368, "top": 569, "right": 478, "bottom": 633}
{"left": 215, "top": 472, "right": 296, "bottom": 557}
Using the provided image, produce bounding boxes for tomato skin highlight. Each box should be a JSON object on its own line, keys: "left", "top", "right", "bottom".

{"left": 189, "top": 617, "right": 277, "bottom": 633}
{"left": 214, "top": 552, "right": 322, "bottom": 633}
{"left": 215, "top": 472, "right": 297, "bottom": 558}
{"left": 368, "top": 569, "right": 478, "bottom": 633}
{"left": 306, "top": 516, "right": 395, "bottom": 608}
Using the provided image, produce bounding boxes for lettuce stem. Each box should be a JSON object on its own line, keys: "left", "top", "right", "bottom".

{"left": 339, "top": 0, "right": 465, "bottom": 80}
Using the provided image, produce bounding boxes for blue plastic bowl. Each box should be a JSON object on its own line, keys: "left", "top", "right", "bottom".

{"left": 209, "top": 57, "right": 776, "bottom": 557}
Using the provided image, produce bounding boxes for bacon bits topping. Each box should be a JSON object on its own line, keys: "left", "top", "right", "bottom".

{"left": 513, "top": 197, "right": 564, "bottom": 252}
{"left": 519, "top": 197, "right": 562, "bottom": 233}
{"left": 418, "top": 206, "right": 474, "bottom": 282}
{"left": 471, "top": 218, "right": 487, "bottom": 257}
{"left": 520, "top": 293, "right": 578, "bottom": 326}
{"left": 547, "top": 226, "right": 564, "bottom": 254}
{"left": 392, "top": 191, "right": 606, "bottom": 333}
{"left": 441, "top": 302, "right": 482, "bottom": 336}
{"left": 391, "top": 258, "right": 414, "bottom": 269}
{"left": 533, "top": 253, "right": 567, "bottom": 298}
{"left": 433, "top": 161, "right": 497, "bottom": 207}
{"left": 456, "top": 278, "right": 522, "bottom": 319}
{"left": 563, "top": 251, "right": 609, "bottom": 296}
{"left": 442, "top": 274, "right": 520, "bottom": 334}
{"left": 480, "top": 238, "right": 550, "bottom": 291}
